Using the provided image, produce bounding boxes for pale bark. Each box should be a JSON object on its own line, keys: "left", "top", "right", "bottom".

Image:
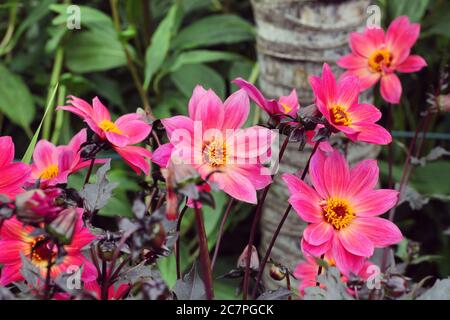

{"left": 250, "top": 0, "right": 379, "bottom": 290}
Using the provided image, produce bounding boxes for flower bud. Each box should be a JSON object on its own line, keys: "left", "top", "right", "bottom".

{"left": 237, "top": 245, "right": 259, "bottom": 272}
{"left": 384, "top": 274, "right": 409, "bottom": 298}
{"left": 46, "top": 208, "right": 78, "bottom": 245}
{"left": 97, "top": 239, "right": 117, "bottom": 261}
{"left": 16, "top": 189, "right": 64, "bottom": 224}
{"left": 145, "top": 222, "right": 166, "bottom": 250}
{"left": 269, "top": 264, "right": 286, "bottom": 281}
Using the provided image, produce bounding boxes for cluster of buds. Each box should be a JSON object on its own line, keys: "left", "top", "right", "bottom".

{"left": 15, "top": 188, "right": 66, "bottom": 224}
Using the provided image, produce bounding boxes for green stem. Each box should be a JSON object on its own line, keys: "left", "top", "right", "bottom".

{"left": 42, "top": 47, "right": 64, "bottom": 140}
{"left": 51, "top": 84, "right": 66, "bottom": 144}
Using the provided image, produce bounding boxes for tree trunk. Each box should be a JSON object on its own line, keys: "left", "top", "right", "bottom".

{"left": 250, "top": 0, "right": 379, "bottom": 290}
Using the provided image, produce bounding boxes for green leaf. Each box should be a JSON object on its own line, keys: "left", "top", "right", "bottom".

{"left": 202, "top": 192, "right": 227, "bottom": 250}
{"left": 0, "top": 64, "right": 36, "bottom": 134}
{"left": 65, "top": 30, "right": 127, "bottom": 73}
{"left": 172, "top": 14, "right": 255, "bottom": 50}
{"left": 144, "top": 4, "right": 180, "bottom": 89}
{"left": 168, "top": 50, "right": 242, "bottom": 73}
{"left": 170, "top": 63, "right": 225, "bottom": 99}
{"left": 410, "top": 161, "right": 450, "bottom": 196}
{"left": 21, "top": 84, "right": 58, "bottom": 163}
{"left": 388, "top": 0, "right": 430, "bottom": 22}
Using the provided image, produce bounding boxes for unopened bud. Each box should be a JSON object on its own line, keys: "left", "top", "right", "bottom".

{"left": 384, "top": 274, "right": 409, "bottom": 298}
{"left": 269, "top": 264, "right": 286, "bottom": 281}
{"left": 46, "top": 208, "right": 78, "bottom": 244}
{"left": 237, "top": 245, "right": 259, "bottom": 272}
{"left": 97, "top": 239, "right": 117, "bottom": 261}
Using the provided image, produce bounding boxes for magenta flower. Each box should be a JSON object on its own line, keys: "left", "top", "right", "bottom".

{"left": 282, "top": 150, "right": 402, "bottom": 275}
{"left": 57, "top": 96, "right": 152, "bottom": 175}
{"left": 337, "top": 16, "right": 426, "bottom": 104}
{"left": 309, "top": 63, "right": 392, "bottom": 145}
{"left": 233, "top": 77, "right": 299, "bottom": 118}
{"left": 29, "top": 129, "right": 106, "bottom": 187}
{"left": 294, "top": 255, "right": 373, "bottom": 295}
{"left": 0, "top": 212, "right": 97, "bottom": 285}
{"left": 0, "top": 136, "right": 31, "bottom": 199}
{"left": 153, "top": 86, "right": 274, "bottom": 204}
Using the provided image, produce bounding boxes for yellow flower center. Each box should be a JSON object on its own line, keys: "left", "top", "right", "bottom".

{"left": 99, "top": 120, "right": 122, "bottom": 134}
{"left": 30, "top": 236, "right": 56, "bottom": 266}
{"left": 203, "top": 140, "right": 227, "bottom": 167}
{"left": 40, "top": 164, "right": 59, "bottom": 180}
{"left": 368, "top": 49, "right": 392, "bottom": 73}
{"left": 321, "top": 198, "right": 355, "bottom": 230}
{"left": 280, "top": 103, "right": 292, "bottom": 114}
{"left": 330, "top": 105, "right": 352, "bottom": 126}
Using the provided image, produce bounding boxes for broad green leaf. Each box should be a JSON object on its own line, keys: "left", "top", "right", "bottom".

{"left": 21, "top": 84, "right": 58, "bottom": 163}
{"left": 144, "top": 4, "right": 180, "bottom": 89}
{"left": 168, "top": 50, "right": 242, "bottom": 73}
{"left": 65, "top": 30, "right": 127, "bottom": 73}
{"left": 0, "top": 64, "right": 36, "bottom": 135}
{"left": 170, "top": 63, "right": 225, "bottom": 99}
{"left": 172, "top": 14, "right": 255, "bottom": 50}
{"left": 410, "top": 161, "right": 450, "bottom": 196}
{"left": 50, "top": 4, "right": 115, "bottom": 34}
{"left": 388, "top": 0, "right": 430, "bottom": 22}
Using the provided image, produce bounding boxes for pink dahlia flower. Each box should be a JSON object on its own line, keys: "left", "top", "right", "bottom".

{"left": 0, "top": 212, "right": 97, "bottom": 285}
{"left": 337, "top": 16, "right": 426, "bottom": 104}
{"left": 153, "top": 86, "right": 275, "bottom": 204}
{"left": 282, "top": 150, "right": 402, "bottom": 275}
{"left": 0, "top": 136, "right": 31, "bottom": 199}
{"left": 57, "top": 96, "right": 152, "bottom": 175}
{"left": 309, "top": 63, "right": 392, "bottom": 145}
{"left": 233, "top": 77, "right": 299, "bottom": 118}
{"left": 29, "top": 129, "right": 106, "bottom": 187}
{"left": 294, "top": 254, "right": 373, "bottom": 295}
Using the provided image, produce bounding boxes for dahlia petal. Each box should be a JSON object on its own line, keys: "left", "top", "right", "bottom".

{"left": 222, "top": 89, "right": 250, "bottom": 129}
{"left": 301, "top": 237, "right": 332, "bottom": 257}
{"left": 0, "top": 240, "right": 28, "bottom": 264}
{"left": 288, "top": 194, "right": 322, "bottom": 223}
{"left": 33, "top": 140, "right": 57, "bottom": 170}
{"left": 380, "top": 73, "right": 402, "bottom": 104}
{"left": 0, "top": 163, "right": 31, "bottom": 198}
{"left": 231, "top": 164, "right": 272, "bottom": 190}
{"left": 0, "top": 217, "right": 33, "bottom": 240}
{"left": 116, "top": 119, "right": 151, "bottom": 145}
{"left": 346, "top": 159, "right": 379, "bottom": 197}
{"left": 349, "top": 32, "right": 376, "bottom": 58}
{"left": 92, "top": 97, "right": 111, "bottom": 122}
{"left": 0, "top": 263, "right": 23, "bottom": 285}
{"left": 0, "top": 136, "right": 14, "bottom": 167}
{"left": 114, "top": 146, "right": 152, "bottom": 175}
{"left": 105, "top": 131, "right": 129, "bottom": 148}
{"left": 321, "top": 64, "right": 337, "bottom": 104}
{"left": 71, "top": 158, "right": 108, "bottom": 173}
{"left": 365, "top": 27, "right": 385, "bottom": 48}
{"left": 331, "top": 235, "right": 366, "bottom": 276}
{"left": 214, "top": 170, "right": 257, "bottom": 204}
{"left": 337, "top": 54, "right": 367, "bottom": 70}
{"left": 351, "top": 217, "right": 403, "bottom": 247}
{"left": 188, "top": 85, "right": 208, "bottom": 119}
{"left": 387, "top": 16, "right": 420, "bottom": 63}
{"left": 152, "top": 143, "right": 174, "bottom": 168}
{"left": 161, "top": 116, "right": 194, "bottom": 140}
{"left": 303, "top": 222, "right": 334, "bottom": 246}
{"left": 397, "top": 55, "right": 427, "bottom": 73}
{"left": 338, "top": 226, "right": 374, "bottom": 257}
{"left": 336, "top": 75, "right": 360, "bottom": 107}
{"left": 281, "top": 173, "right": 321, "bottom": 203}
{"left": 351, "top": 123, "right": 392, "bottom": 145}
{"left": 193, "top": 89, "right": 224, "bottom": 130}
{"left": 309, "top": 150, "right": 329, "bottom": 198}
{"left": 323, "top": 150, "right": 350, "bottom": 198}
{"left": 347, "top": 103, "right": 382, "bottom": 123}
{"left": 352, "top": 189, "right": 399, "bottom": 217}
{"left": 64, "top": 255, "right": 98, "bottom": 282}
{"left": 279, "top": 89, "right": 299, "bottom": 116}
{"left": 114, "top": 284, "right": 130, "bottom": 299}
{"left": 341, "top": 69, "right": 380, "bottom": 92}
{"left": 233, "top": 78, "right": 270, "bottom": 113}
{"left": 227, "top": 126, "right": 275, "bottom": 160}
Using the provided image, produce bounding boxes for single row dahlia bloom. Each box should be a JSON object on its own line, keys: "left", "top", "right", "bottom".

{"left": 29, "top": 129, "right": 106, "bottom": 187}
{"left": 294, "top": 254, "right": 373, "bottom": 295}
{"left": 233, "top": 77, "right": 300, "bottom": 118}
{"left": 0, "top": 136, "right": 31, "bottom": 199}
{"left": 337, "top": 16, "right": 426, "bottom": 104}
{"left": 309, "top": 63, "right": 392, "bottom": 145}
{"left": 0, "top": 211, "right": 97, "bottom": 285}
{"left": 153, "top": 86, "right": 274, "bottom": 204}
{"left": 57, "top": 96, "right": 152, "bottom": 175}
{"left": 282, "top": 150, "right": 402, "bottom": 275}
